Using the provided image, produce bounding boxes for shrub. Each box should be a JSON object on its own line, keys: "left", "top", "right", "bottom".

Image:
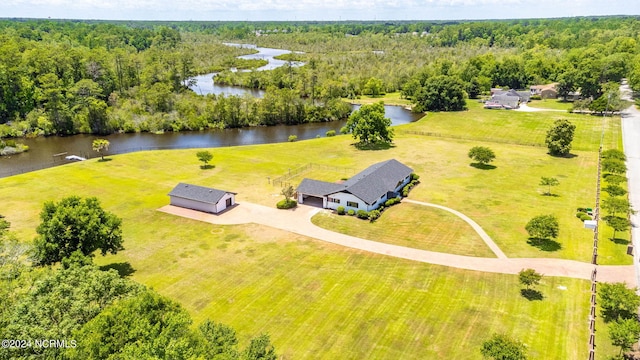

{"left": 368, "top": 210, "right": 381, "bottom": 222}
{"left": 385, "top": 197, "right": 401, "bottom": 207}
{"left": 604, "top": 174, "right": 626, "bottom": 185}
{"left": 410, "top": 173, "right": 420, "bottom": 181}
{"left": 530, "top": 94, "right": 542, "bottom": 100}
{"left": 356, "top": 210, "right": 369, "bottom": 219}
{"left": 347, "top": 209, "right": 355, "bottom": 216}
{"left": 288, "top": 135, "right": 298, "bottom": 142}
{"left": 326, "top": 130, "right": 336, "bottom": 137}
{"left": 576, "top": 212, "right": 592, "bottom": 221}
{"left": 603, "top": 185, "right": 627, "bottom": 197}
{"left": 336, "top": 206, "right": 345, "bottom": 215}
{"left": 601, "top": 149, "right": 626, "bottom": 161}
{"left": 276, "top": 199, "right": 297, "bottom": 209}
{"left": 579, "top": 213, "right": 592, "bottom": 221}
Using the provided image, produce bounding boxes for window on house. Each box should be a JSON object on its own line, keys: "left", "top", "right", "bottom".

{"left": 347, "top": 201, "right": 359, "bottom": 208}
{"left": 328, "top": 197, "right": 340, "bottom": 204}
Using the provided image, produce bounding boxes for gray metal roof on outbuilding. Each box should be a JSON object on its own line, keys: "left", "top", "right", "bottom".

{"left": 168, "top": 183, "right": 236, "bottom": 204}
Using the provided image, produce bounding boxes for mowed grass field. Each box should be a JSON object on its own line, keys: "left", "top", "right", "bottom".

{"left": 0, "top": 100, "right": 626, "bottom": 358}
{"left": 312, "top": 203, "right": 496, "bottom": 257}
{"left": 402, "top": 100, "right": 620, "bottom": 151}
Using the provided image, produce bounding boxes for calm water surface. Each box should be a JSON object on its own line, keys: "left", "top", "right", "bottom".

{"left": 0, "top": 44, "right": 420, "bottom": 177}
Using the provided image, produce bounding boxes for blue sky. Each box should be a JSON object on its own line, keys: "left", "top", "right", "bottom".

{"left": 1, "top": 0, "right": 638, "bottom": 21}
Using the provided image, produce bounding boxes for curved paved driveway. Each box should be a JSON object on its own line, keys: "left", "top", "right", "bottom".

{"left": 404, "top": 199, "right": 506, "bottom": 259}
{"left": 159, "top": 201, "right": 634, "bottom": 285}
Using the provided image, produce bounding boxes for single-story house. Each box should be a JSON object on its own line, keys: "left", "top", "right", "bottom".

{"left": 486, "top": 89, "right": 527, "bottom": 109}
{"left": 296, "top": 159, "right": 413, "bottom": 212}
{"left": 530, "top": 83, "right": 558, "bottom": 99}
{"left": 168, "top": 183, "right": 236, "bottom": 214}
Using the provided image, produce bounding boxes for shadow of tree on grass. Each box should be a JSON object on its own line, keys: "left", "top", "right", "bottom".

{"left": 98, "top": 158, "right": 113, "bottom": 162}
{"left": 547, "top": 152, "right": 578, "bottom": 159}
{"left": 354, "top": 142, "right": 395, "bottom": 151}
{"left": 99, "top": 262, "right": 136, "bottom": 277}
{"left": 611, "top": 237, "right": 630, "bottom": 245}
{"left": 200, "top": 164, "right": 216, "bottom": 170}
{"left": 520, "top": 289, "right": 544, "bottom": 301}
{"left": 470, "top": 163, "right": 496, "bottom": 170}
{"left": 527, "top": 237, "right": 562, "bottom": 252}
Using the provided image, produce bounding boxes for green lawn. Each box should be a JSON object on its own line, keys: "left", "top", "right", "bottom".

{"left": 527, "top": 99, "right": 574, "bottom": 111}
{"left": 311, "top": 202, "right": 496, "bottom": 257}
{"left": 344, "top": 92, "right": 413, "bottom": 107}
{"left": 399, "top": 100, "right": 620, "bottom": 151}
{"left": 0, "top": 101, "right": 627, "bottom": 358}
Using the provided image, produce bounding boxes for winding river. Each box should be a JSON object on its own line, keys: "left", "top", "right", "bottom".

{"left": 0, "top": 45, "right": 420, "bottom": 178}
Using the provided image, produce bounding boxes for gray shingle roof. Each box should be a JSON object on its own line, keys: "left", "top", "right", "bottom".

{"left": 168, "top": 183, "right": 235, "bottom": 204}
{"left": 342, "top": 159, "right": 413, "bottom": 204}
{"left": 296, "top": 159, "right": 413, "bottom": 205}
{"left": 296, "top": 179, "right": 343, "bottom": 197}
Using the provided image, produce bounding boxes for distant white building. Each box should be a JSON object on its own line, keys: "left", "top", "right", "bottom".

{"left": 296, "top": 159, "right": 413, "bottom": 212}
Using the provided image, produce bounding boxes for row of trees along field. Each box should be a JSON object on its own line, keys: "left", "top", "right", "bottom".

{"left": 1, "top": 17, "right": 640, "bottom": 138}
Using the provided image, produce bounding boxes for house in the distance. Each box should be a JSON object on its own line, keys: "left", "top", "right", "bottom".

{"left": 296, "top": 159, "right": 413, "bottom": 212}
{"left": 530, "top": 83, "right": 558, "bottom": 99}
{"left": 168, "top": 183, "right": 236, "bottom": 214}
{"left": 485, "top": 89, "right": 531, "bottom": 109}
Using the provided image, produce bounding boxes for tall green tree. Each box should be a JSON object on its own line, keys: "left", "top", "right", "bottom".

{"left": 69, "top": 290, "right": 196, "bottom": 359}
{"left": 609, "top": 318, "right": 640, "bottom": 356}
{"left": 0, "top": 261, "right": 141, "bottom": 359}
{"left": 602, "top": 159, "right": 627, "bottom": 174}
{"left": 468, "top": 146, "right": 496, "bottom": 166}
{"left": 545, "top": 119, "right": 575, "bottom": 156}
{"left": 603, "top": 216, "right": 631, "bottom": 241}
{"left": 599, "top": 282, "right": 640, "bottom": 322}
{"left": 602, "top": 197, "right": 634, "bottom": 217}
{"left": 33, "top": 196, "right": 123, "bottom": 265}
{"left": 342, "top": 101, "right": 393, "bottom": 146}
{"left": 243, "top": 334, "right": 277, "bottom": 360}
{"left": 413, "top": 75, "right": 467, "bottom": 112}
{"left": 480, "top": 333, "right": 527, "bottom": 360}
{"left": 518, "top": 269, "right": 543, "bottom": 290}
{"left": 199, "top": 320, "right": 240, "bottom": 359}
{"left": 525, "top": 215, "right": 559, "bottom": 240}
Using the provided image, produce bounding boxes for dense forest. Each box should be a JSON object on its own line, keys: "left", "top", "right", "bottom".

{"left": 0, "top": 17, "right": 639, "bottom": 140}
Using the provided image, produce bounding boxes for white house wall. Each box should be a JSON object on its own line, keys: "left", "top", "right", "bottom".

{"left": 215, "top": 193, "right": 235, "bottom": 213}
{"left": 326, "top": 192, "right": 368, "bottom": 211}
{"left": 170, "top": 197, "right": 217, "bottom": 213}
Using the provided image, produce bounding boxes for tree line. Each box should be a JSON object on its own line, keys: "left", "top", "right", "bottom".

{"left": 1, "top": 17, "right": 639, "bottom": 139}
{"left": 0, "top": 20, "right": 350, "bottom": 138}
